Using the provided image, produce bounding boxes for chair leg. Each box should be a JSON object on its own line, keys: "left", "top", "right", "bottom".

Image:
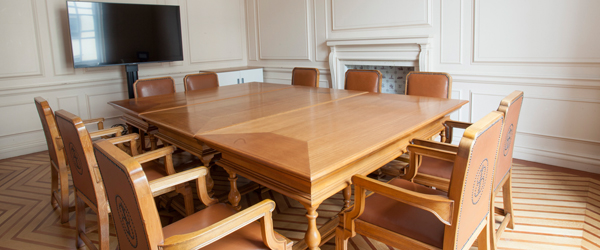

{"left": 75, "top": 194, "right": 85, "bottom": 249}
{"left": 335, "top": 227, "right": 349, "bottom": 250}
{"left": 490, "top": 195, "right": 498, "bottom": 250}
{"left": 477, "top": 217, "right": 491, "bottom": 250}
{"left": 98, "top": 205, "right": 110, "bottom": 250}
{"left": 178, "top": 184, "right": 195, "bottom": 216}
{"left": 51, "top": 164, "right": 59, "bottom": 209}
{"left": 503, "top": 172, "right": 515, "bottom": 229}
{"left": 60, "top": 168, "right": 70, "bottom": 224}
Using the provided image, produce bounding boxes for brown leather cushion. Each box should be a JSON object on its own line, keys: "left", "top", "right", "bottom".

{"left": 359, "top": 178, "right": 446, "bottom": 248}
{"left": 185, "top": 73, "right": 219, "bottom": 92}
{"left": 292, "top": 68, "right": 319, "bottom": 87}
{"left": 345, "top": 70, "right": 381, "bottom": 93}
{"left": 134, "top": 77, "right": 175, "bottom": 98}
{"left": 406, "top": 73, "right": 450, "bottom": 98}
{"left": 418, "top": 156, "right": 454, "bottom": 180}
{"left": 163, "top": 203, "right": 272, "bottom": 249}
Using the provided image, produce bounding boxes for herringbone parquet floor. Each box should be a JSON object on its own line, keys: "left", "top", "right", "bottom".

{"left": 1, "top": 151, "right": 600, "bottom": 249}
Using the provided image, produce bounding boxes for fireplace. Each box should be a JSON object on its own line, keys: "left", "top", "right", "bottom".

{"left": 327, "top": 36, "right": 432, "bottom": 90}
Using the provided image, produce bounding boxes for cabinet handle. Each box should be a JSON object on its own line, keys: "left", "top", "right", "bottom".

{"left": 237, "top": 78, "right": 240, "bottom": 84}
{"left": 242, "top": 78, "right": 245, "bottom": 83}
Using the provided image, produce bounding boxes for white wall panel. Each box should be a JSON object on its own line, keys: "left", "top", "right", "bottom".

{"left": 474, "top": 0, "right": 600, "bottom": 63}
{"left": 257, "top": 0, "right": 309, "bottom": 60}
{"left": 0, "top": 0, "right": 42, "bottom": 78}
{"left": 332, "top": 0, "right": 429, "bottom": 30}
{"left": 0, "top": 102, "right": 41, "bottom": 137}
{"left": 87, "top": 92, "right": 128, "bottom": 120}
{"left": 57, "top": 95, "right": 80, "bottom": 116}
{"left": 187, "top": 0, "right": 244, "bottom": 63}
{"left": 440, "top": 0, "right": 462, "bottom": 64}
{"left": 46, "top": 0, "right": 75, "bottom": 76}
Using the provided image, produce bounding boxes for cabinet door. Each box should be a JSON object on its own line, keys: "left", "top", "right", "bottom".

{"left": 216, "top": 71, "right": 241, "bottom": 86}
{"left": 239, "top": 69, "right": 264, "bottom": 83}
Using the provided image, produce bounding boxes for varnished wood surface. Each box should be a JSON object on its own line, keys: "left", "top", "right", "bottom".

{"left": 108, "top": 82, "right": 293, "bottom": 116}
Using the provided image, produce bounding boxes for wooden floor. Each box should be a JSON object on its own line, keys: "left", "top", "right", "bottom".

{"left": 1, "top": 151, "right": 599, "bottom": 249}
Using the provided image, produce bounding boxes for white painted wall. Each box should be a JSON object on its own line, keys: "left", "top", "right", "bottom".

{"left": 246, "top": 0, "right": 600, "bottom": 173}
{"left": 0, "top": 0, "right": 248, "bottom": 159}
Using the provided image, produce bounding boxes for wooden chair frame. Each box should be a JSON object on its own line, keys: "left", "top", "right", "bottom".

{"left": 93, "top": 139, "right": 293, "bottom": 250}
{"left": 183, "top": 72, "right": 219, "bottom": 92}
{"left": 337, "top": 111, "right": 505, "bottom": 250}
{"left": 34, "top": 96, "right": 105, "bottom": 223}
{"left": 404, "top": 71, "right": 453, "bottom": 99}
{"left": 291, "top": 67, "right": 320, "bottom": 87}
{"left": 405, "top": 91, "right": 523, "bottom": 249}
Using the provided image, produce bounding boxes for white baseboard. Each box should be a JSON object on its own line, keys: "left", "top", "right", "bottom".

{"left": 0, "top": 140, "right": 47, "bottom": 160}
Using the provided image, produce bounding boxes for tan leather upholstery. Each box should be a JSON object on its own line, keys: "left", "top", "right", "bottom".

{"left": 417, "top": 156, "right": 453, "bottom": 180}
{"left": 184, "top": 72, "right": 219, "bottom": 92}
{"left": 134, "top": 76, "right": 176, "bottom": 98}
{"left": 495, "top": 92, "right": 523, "bottom": 190}
{"left": 291, "top": 67, "right": 320, "bottom": 87}
{"left": 405, "top": 72, "right": 452, "bottom": 98}
{"left": 344, "top": 69, "right": 382, "bottom": 93}
{"left": 359, "top": 178, "right": 447, "bottom": 248}
{"left": 163, "top": 203, "right": 271, "bottom": 250}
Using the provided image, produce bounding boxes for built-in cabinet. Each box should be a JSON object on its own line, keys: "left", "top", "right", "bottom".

{"left": 202, "top": 67, "right": 263, "bottom": 86}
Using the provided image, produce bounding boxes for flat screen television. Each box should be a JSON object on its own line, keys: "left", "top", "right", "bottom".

{"left": 66, "top": 1, "right": 183, "bottom": 68}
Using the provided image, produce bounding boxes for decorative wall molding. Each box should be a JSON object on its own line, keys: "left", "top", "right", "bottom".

{"left": 452, "top": 73, "right": 600, "bottom": 90}
{"left": 330, "top": 0, "right": 431, "bottom": 31}
{"left": 439, "top": 0, "right": 462, "bottom": 64}
{"left": 327, "top": 37, "right": 431, "bottom": 89}
{"left": 57, "top": 95, "right": 80, "bottom": 116}
{"left": 257, "top": 0, "right": 311, "bottom": 60}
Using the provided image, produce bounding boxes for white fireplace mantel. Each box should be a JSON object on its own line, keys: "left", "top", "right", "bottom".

{"left": 327, "top": 36, "right": 432, "bottom": 89}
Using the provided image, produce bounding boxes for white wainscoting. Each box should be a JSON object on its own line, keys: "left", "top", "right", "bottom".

{"left": 256, "top": 0, "right": 311, "bottom": 60}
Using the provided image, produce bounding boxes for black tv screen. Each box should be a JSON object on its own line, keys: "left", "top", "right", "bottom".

{"left": 66, "top": 1, "right": 183, "bottom": 68}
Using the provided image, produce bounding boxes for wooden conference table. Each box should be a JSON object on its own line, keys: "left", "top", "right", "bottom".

{"left": 109, "top": 82, "right": 467, "bottom": 250}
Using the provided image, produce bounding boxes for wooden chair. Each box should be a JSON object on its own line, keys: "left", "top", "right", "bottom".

{"left": 34, "top": 96, "right": 105, "bottom": 223}
{"left": 184, "top": 72, "right": 219, "bottom": 92}
{"left": 93, "top": 139, "right": 293, "bottom": 250}
{"left": 336, "top": 111, "right": 505, "bottom": 250}
{"left": 130, "top": 76, "right": 176, "bottom": 151}
{"left": 55, "top": 109, "right": 138, "bottom": 250}
{"left": 344, "top": 69, "right": 382, "bottom": 93}
{"left": 291, "top": 67, "right": 320, "bottom": 87}
{"left": 405, "top": 71, "right": 452, "bottom": 98}
{"left": 406, "top": 91, "right": 523, "bottom": 249}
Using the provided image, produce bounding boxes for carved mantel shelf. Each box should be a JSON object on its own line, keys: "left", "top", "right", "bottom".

{"left": 327, "top": 36, "right": 432, "bottom": 89}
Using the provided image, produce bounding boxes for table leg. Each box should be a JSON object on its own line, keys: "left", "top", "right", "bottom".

{"left": 301, "top": 202, "right": 322, "bottom": 250}
{"left": 202, "top": 154, "right": 215, "bottom": 196}
{"left": 343, "top": 185, "right": 351, "bottom": 210}
{"left": 225, "top": 168, "right": 241, "bottom": 211}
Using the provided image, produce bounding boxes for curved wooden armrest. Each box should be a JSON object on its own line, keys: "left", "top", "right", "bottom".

{"left": 133, "top": 145, "right": 176, "bottom": 164}
{"left": 89, "top": 127, "right": 122, "bottom": 139}
{"left": 411, "top": 139, "right": 459, "bottom": 153}
{"left": 54, "top": 136, "right": 64, "bottom": 150}
{"left": 106, "top": 133, "right": 139, "bottom": 144}
{"left": 150, "top": 167, "right": 207, "bottom": 197}
{"left": 443, "top": 120, "right": 472, "bottom": 143}
{"left": 404, "top": 144, "right": 456, "bottom": 180}
{"left": 82, "top": 117, "right": 105, "bottom": 130}
{"left": 352, "top": 175, "right": 454, "bottom": 225}
{"left": 160, "top": 199, "right": 291, "bottom": 250}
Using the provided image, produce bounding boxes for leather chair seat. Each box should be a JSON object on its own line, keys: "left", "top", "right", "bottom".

{"left": 358, "top": 178, "right": 447, "bottom": 248}
{"left": 417, "top": 156, "right": 454, "bottom": 180}
{"left": 163, "top": 203, "right": 281, "bottom": 249}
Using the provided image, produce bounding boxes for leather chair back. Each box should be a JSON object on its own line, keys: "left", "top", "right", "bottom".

{"left": 494, "top": 91, "right": 523, "bottom": 191}
{"left": 133, "top": 77, "right": 176, "bottom": 98}
{"left": 34, "top": 97, "right": 64, "bottom": 171}
{"left": 94, "top": 140, "right": 164, "bottom": 250}
{"left": 405, "top": 71, "right": 452, "bottom": 98}
{"left": 344, "top": 69, "right": 382, "bottom": 93}
{"left": 55, "top": 110, "right": 104, "bottom": 206}
{"left": 291, "top": 67, "right": 320, "bottom": 87}
{"left": 184, "top": 72, "right": 219, "bottom": 92}
{"left": 445, "top": 111, "right": 504, "bottom": 249}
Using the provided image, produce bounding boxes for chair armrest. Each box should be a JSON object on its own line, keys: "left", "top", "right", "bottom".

{"left": 443, "top": 120, "right": 472, "bottom": 143}
{"left": 149, "top": 167, "right": 207, "bottom": 197}
{"left": 133, "top": 146, "right": 176, "bottom": 164}
{"left": 404, "top": 144, "right": 456, "bottom": 181}
{"left": 411, "top": 139, "right": 459, "bottom": 153}
{"left": 160, "top": 199, "right": 291, "bottom": 250}
{"left": 89, "top": 127, "right": 123, "bottom": 139}
{"left": 105, "top": 133, "right": 139, "bottom": 144}
{"left": 353, "top": 175, "right": 454, "bottom": 225}
{"left": 82, "top": 117, "right": 104, "bottom": 130}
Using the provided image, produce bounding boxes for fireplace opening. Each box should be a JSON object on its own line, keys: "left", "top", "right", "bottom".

{"left": 345, "top": 65, "right": 415, "bottom": 94}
